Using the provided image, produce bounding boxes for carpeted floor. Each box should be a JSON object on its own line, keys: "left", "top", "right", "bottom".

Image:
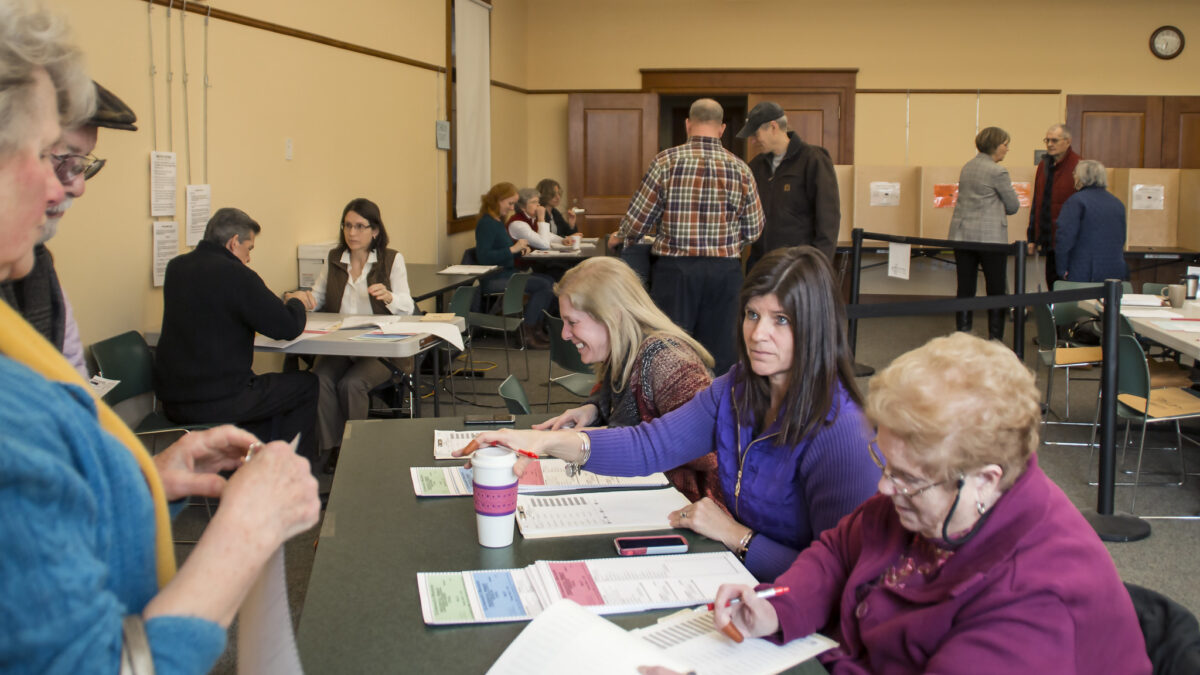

{"left": 175, "top": 312, "right": 1200, "bottom": 673}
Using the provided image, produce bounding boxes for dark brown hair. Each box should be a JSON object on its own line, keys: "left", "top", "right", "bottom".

{"left": 337, "top": 197, "right": 389, "bottom": 259}
{"left": 734, "top": 246, "right": 862, "bottom": 445}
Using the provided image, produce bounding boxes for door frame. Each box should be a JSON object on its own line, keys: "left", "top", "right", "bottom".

{"left": 639, "top": 69, "right": 857, "bottom": 164}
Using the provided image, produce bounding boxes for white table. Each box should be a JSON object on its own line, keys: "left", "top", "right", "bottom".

{"left": 1081, "top": 299, "right": 1200, "bottom": 361}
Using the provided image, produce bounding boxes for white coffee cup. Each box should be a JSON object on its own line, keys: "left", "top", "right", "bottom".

{"left": 1162, "top": 284, "right": 1186, "bottom": 308}
{"left": 471, "top": 447, "right": 519, "bottom": 548}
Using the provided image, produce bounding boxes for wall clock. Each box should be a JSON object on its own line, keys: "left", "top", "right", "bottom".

{"left": 1150, "top": 25, "right": 1184, "bottom": 60}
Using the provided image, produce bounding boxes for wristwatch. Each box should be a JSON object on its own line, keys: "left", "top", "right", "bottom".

{"left": 564, "top": 432, "right": 592, "bottom": 477}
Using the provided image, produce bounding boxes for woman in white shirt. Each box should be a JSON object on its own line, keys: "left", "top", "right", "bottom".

{"left": 303, "top": 198, "right": 414, "bottom": 460}
{"left": 506, "top": 187, "right": 578, "bottom": 250}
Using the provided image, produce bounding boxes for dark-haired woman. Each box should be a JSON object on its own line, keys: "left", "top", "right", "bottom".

{"left": 303, "top": 198, "right": 414, "bottom": 455}
{"left": 459, "top": 246, "right": 880, "bottom": 581}
{"left": 947, "top": 126, "right": 1020, "bottom": 341}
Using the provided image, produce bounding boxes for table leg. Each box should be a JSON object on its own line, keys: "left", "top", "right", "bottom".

{"left": 433, "top": 347, "right": 441, "bottom": 417}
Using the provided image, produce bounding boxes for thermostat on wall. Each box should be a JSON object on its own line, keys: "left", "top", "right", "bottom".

{"left": 435, "top": 120, "right": 451, "bottom": 150}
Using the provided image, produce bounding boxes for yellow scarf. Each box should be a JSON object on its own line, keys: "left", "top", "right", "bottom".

{"left": 0, "top": 301, "right": 176, "bottom": 587}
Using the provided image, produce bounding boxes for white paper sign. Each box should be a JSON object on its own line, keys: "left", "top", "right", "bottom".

{"left": 1132, "top": 184, "right": 1165, "bottom": 210}
{"left": 150, "top": 151, "right": 177, "bottom": 216}
{"left": 185, "top": 184, "right": 212, "bottom": 246}
{"left": 888, "top": 242, "right": 911, "bottom": 280}
{"left": 869, "top": 181, "right": 901, "bottom": 207}
{"left": 152, "top": 221, "right": 178, "bottom": 287}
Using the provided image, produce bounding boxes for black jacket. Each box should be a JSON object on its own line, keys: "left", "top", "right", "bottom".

{"left": 155, "top": 240, "right": 306, "bottom": 403}
{"left": 748, "top": 132, "right": 840, "bottom": 262}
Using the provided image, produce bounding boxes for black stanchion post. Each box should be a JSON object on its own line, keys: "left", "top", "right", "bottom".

{"left": 1082, "top": 278, "right": 1151, "bottom": 542}
{"left": 1012, "top": 242, "right": 1026, "bottom": 360}
{"left": 848, "top": 229, "right": 874, "bottom": 377}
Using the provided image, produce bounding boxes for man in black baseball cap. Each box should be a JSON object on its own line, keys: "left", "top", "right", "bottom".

{"left": 0, "top": 81, "right": 137, "bottom": 376}
{"left": 737, "top": 100, "right": 840, "bottom": 269}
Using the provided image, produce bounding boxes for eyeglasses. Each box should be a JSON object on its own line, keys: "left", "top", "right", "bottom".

{"left": 51, "top": 152, "right": 105, "bottom": 183}
{"left": 342, "top": 222, "right": 373, "bottom": 233}
{"left": 1043, "top": 137, "right": 1065, "bottom": 145}
{"left": 868, "top": 438, "right": 955, "bottom": 498}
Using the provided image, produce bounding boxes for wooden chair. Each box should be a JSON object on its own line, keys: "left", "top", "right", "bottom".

{"left": 1033, "top": 303, "right": 1103, "bottom": 427}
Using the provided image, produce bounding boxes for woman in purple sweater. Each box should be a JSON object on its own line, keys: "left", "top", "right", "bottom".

{"left": 461, "top": 247, "right": 880, "bottom": 581}
{"left": 705, "top": 333, "right": 1150, "bottom": 674}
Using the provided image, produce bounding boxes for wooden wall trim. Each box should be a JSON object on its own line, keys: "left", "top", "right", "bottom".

{"left": 140, "top": 0, "right": 445, "bottom": 74}
{"left": 857, "top": 88, "right": 1061, "bottom": 95}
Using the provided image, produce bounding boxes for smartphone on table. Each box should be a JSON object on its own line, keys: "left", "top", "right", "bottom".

{"left": 613, "top": 535, "right": 689, "bottom": 556}
{"left": 464, "top": 413, "right": 517, "bottom": 425}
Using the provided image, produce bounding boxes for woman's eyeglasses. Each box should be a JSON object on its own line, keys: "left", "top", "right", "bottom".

{"left": 51, "top": 153, "right": 105, "bottom": 183}
{"left": 342, "top": 222, "right": 373, "bottom": 233}
{"left": 868, "top": 438, "right": 954, "bottom": 498}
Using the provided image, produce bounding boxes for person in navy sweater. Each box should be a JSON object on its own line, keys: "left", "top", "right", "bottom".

{"left": 1055, "top": 159, "right": 1128, "bottom": 283}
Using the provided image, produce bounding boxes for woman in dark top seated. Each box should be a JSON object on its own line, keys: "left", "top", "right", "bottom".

{"left": 473, "top": 182, "right": 557, "bottom": 348}
{"left": 1055, "top": 159, "right": 1128, "bottom": 282}
{"left": 536, "top": 178, "right": 578, "bottom": 238}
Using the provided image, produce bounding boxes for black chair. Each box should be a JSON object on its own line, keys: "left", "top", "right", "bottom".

{"left": 1126, "top": 583, "right": 1200, "bottom": 673}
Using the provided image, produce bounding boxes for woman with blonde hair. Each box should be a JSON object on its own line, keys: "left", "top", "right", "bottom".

{"left": 702, "top": 332, "right": 1149, "bottom": 674}
{"left": 534, "top": 256, "right": 719, "bottom": 504}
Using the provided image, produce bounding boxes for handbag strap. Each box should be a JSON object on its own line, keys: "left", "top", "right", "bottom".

{"left": 120, "top": 615, "right": 156, "bottom": 675}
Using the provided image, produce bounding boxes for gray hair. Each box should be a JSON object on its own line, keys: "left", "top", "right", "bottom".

{"left": 774, "top": 115, "right": 789, "bottom": 132}
{"left": 1049, "top": 123, "right": 1072, "bottom": 141}
{"left": 689, "top": 98, "right": 724, "bottom": 124}
{"left": 1074, "top": 159, "right": 1107, "bottom": 189}
{"left": 0, "top": 0, "right": 94, "bottom": 156}
{"left": 203, "top": 207, "right": 261, "bottom": 246}
{"left": 516, "top": 187, "right": 539, "bottom": 211}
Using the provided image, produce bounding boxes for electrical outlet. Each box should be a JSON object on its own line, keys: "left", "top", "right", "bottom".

{"left": 285, "top": 138, "right": 294, "bottom": 161}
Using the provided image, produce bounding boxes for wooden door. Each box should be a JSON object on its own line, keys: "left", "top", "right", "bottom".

{"left": 744, "top": 93, "right": 840, "bottom": 163}
{"left": 1163, "top": 96, "right": 1200, "bottom": 169}
{"left": 567, "top": 93, "right": 659, "bottom": 238}
{"left": 1067, "top": 95, "right": 1163, "bottom": 168}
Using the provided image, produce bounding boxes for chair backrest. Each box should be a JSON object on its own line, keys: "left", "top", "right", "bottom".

{"left": 498, "top": 375, "right": 532, "bottom": 415}
{"left": 1032, "top": 304, "right": 1058, "bottom": 351}
{"left": 502, "top": 273, "right": 532, "bottom": 316}
{"left": 1051, "top": 280, "right": 1103, "bottom": 327}
{"left": 90, "top": 330, "right": 155, "bottom": 407}
{"left": 543, "top": 310, "right": 592, "bottom": 375}
{"left": 1117, "top": 334, "right": 1151, "bottom": 400}
{"left": 1142, "top": 282, "right": 1168, "bottom": 298}
{"left": 461, "top": 248, "right": 479, "bottom": 265}
{"left": 448, "top": 285, "right": 477, "bottom": 319}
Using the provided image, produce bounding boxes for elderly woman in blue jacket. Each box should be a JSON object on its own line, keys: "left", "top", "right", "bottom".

{"left": 1055, "top": 160, "right": 1128, "bottom": 282}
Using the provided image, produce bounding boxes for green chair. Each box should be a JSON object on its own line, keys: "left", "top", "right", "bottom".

{"left": 469, "top": 272, "right": 532, "bottom": 379}
{"left": 1142, "top": 282, "right": 1168, "bottom": 298}
{"left": 443, "top": 285, "right": 479, "bottom": 410}
{"left": 90, "top": 330, "right": 215, "bottom": 442}
{"left": 1033, "top": 303, "right": 1103, "bottom": 429}
{"left": 1108, "top": 335, "right": 1200, "bottom": 517}
{"left": 1049, "top": 281, "right": 1133, "bottom": 341}
{"left": 498, "top": 375, "right": 532, "bottom": 415}
{"left": 543, "top": 311, "right": 595, "bottom": 411}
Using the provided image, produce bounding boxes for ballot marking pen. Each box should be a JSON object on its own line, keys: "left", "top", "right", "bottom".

{"left": 705, "top": 586, "right": 790, "bottom": 644}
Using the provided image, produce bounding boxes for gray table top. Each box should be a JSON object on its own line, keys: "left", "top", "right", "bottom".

{"left": 406, "top": 262, "right": 497, "bottom": 302}
{"left": 296, "top": 415, "right": 827, "bottom": 674}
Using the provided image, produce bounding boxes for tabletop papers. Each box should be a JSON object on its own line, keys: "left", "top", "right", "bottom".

{"left": 439, "top": 264, "right": 498, "bottom": 275}
{"left": 515, "top": 488, "right": 689, "bottom": 539}
{"left": 1120, "top": 308, "right": 1182, "bottom": 319}
{"left": 1151, "top": 319, "right": 1200, "bottom": 333}
{"left": 410, "top": 461, "right": 669, "bottom": 497}
{"left": 1121, "top": 294, "right": 1168, "bottom": 307}
{"left": 417, "top": 552, "right": 756, "bottom": 625}
{"left": 433, "top": 429, "right": 481, "bottom": 459}
{"left": 488, "top": 599, "right": 836, "bottom": 675}
{"left": 525, "top": 249, "right": 585, "bottom": 258}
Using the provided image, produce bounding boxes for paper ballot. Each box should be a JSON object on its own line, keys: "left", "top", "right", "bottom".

{"left": 411, "top": 461, "right": 669, "bottom": 497}
{"left": 515, "top": 488, "right": 690, "bottom": 539}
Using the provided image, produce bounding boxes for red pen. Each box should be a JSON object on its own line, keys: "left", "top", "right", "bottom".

{"left": 706, "top": 586, "right": 790, "bottom": 611}
{"left": 485, "top": 440, "right": 538, "bottom": 460}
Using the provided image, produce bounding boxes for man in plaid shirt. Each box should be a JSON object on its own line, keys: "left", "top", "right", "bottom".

{"left": 615, "top": 98, "right": 764, "bottom": 375}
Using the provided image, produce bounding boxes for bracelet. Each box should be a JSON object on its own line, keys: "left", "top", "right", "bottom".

{"left": 564, "top": 432, "right": 592, "bottom": 477}
{"left": 736, "top": 530, "right": 756, "bottom": 561}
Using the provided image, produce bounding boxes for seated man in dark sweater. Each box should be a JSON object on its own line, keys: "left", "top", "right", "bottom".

{"left": 155, "top": 207, "right": 319, "bottom": 462}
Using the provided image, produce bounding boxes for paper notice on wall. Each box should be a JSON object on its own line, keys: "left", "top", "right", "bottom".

{"left": 888, "top": 242, "right": 911, "bottom": 280}
{"left": 185, "top": 184, "right": 212, "bottom": 246}
{"left": 150, "top": 151, "right": 177, "bottom": 216}
{"left": 1012, "top": 182, "right": 1032, "bottom": 208}
{"left": 153, "top": 221, "right": 178, "bottom": 287}
{"left": 869, "top": 181, "right": 900, "bottom": 206}
{"left": 1132, "top": 184, "right": 1165, "bottom": 210}
{"left": 932, "top": 183, "right": 958, "bottom": 208}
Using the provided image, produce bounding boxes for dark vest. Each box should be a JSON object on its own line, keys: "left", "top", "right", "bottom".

{"left": 322, "top": 247, "right": 398, "bottom": 315}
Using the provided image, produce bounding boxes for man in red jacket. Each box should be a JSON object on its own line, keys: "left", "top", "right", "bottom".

{"left": 1026, "top": 123, "right": 1081, "bottom": 290}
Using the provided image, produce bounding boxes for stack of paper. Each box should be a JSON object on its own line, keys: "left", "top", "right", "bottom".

{"left": 487, "top": 600, "right": 837, "bottom": 675}
{"left": 515, "top": 488, "right": 689, "bottom": 539}
{"left": 417, "top": 552, "right": 756, "bottom": 625}
{"left": 440, "top": 264, "right": 498, "bottom": 275}
{"left": 410, "top": 461, "right": 670, "bottom": 497}
{"left": 1121, "top": 294, "right": 1167, "bottom": 307}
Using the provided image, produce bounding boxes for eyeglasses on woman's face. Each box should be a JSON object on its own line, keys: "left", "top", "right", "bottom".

{"left": 342, "top": 221, "right": 373, "bottom": 233}
{"left": 868, "top": 438, "right": 956, "bottom": 498}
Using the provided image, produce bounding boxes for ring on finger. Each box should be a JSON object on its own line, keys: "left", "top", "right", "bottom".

{"left": 245, "top": 441, "right": 262, "bottom": 462}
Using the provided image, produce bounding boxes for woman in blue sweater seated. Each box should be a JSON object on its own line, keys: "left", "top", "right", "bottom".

{"left": 459, "top": 246, "right": 881, "bottom": 581}
{"left": 473, "top": 181, "right": 557, "bottom": 348}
